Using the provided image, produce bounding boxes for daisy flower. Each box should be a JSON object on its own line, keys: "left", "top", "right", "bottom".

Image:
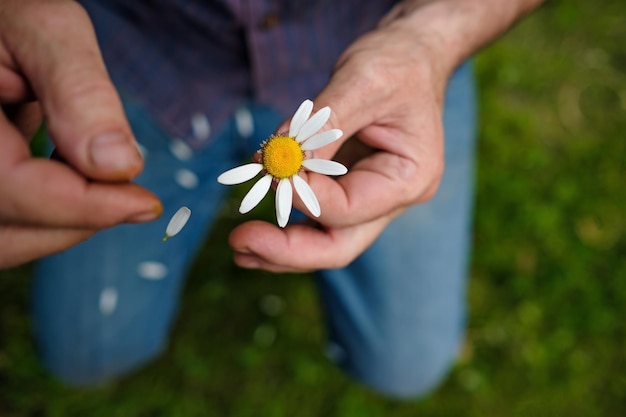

{"left": 217, "top": 99, "right": 348, "bottom": 227}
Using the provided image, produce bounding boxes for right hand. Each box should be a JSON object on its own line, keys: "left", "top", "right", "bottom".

{"left": 0, "top": 0, "right": 162, "bottom": 269}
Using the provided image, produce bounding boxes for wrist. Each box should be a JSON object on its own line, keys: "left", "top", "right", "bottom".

{"left": 382, "top": 0, "right": 544, "bottom": 78}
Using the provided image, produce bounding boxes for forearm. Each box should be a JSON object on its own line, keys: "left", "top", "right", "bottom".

{"left": 384, "top": 0, "right": 545, "bottom": 77}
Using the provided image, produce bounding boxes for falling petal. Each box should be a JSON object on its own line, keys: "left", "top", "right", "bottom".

{"left": 293, "top": 175, "right": 321, "bottom": 217}
{"left": 276, "top": 178, "right": 292, "bottom": 228}
{"left": 296, "top": 107, "right": 331, "bottom": 142}
{"left": 303, "top": 159, "right": 348, "bottom": 175}
{"left": 191, "top": 113, "right": 211, "bottom": 141}
{"left": 235, "top": 107, "right": 255, "bottom": 138}
{"left": 169, "top": 139, "right": 193, "bottom": 161}
{"left": 301, "top": 129, "right": 343, "bottom": 151}
{"left": 240, "top": 174, "right": 272, "bottom": 214}
{"left": 175, "top": 168, "right": 199, "bottom": 189}
{"left": 217, "top": 163, "right": 263, "bottom": 185}
{"left": 137, "top": 261, "right": 169, "bottom": 280}
{"left": 289, "top": 99, "right": 314, "bottom": 137}
{"left": 163, "top": 206, "right": 191, "bottom": 241}
{"left": 99, "top": 287, "right": 118, "bottom": 315}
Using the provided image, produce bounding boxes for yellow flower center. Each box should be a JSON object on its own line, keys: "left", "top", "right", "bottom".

{"left": 261, "top": 135, "right": 304, "bottom": 179}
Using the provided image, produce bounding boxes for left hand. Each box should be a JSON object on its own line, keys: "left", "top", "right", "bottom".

{"left": 228, "top": 10, "right": 451, "bottom": 272}
{"left": 228, "top": 0, "right": 544, "bottom": 272}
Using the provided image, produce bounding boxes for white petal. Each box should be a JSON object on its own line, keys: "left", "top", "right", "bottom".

{"left": 302, "top": 159, "right": 348, "bottom": 176}
{"left": 235, "top": 107, "right": 255, "bottom": 138}
{"left": 191, "top": 113, "right": 211, "bottom": 141}
{"left": 293, "top": 175, "right": 321, "bottom": 217}
{"left": 296, "top": 107, "right": 331, "bottom": 142}
{"left": 137, "top": 261, "right": 168, "bottom": 280}
{"left": 301, "top": 129, "right": 344, "bottom": 151}
{"left": 239, "top": 174, "right": 272, "bottom": 214}
{"left": 175, "top": 168, "right": 199, "bottom": 189}
{"left": 289, "top": 99, "right": 314, "bottom": 137}
{"left": 99, "top": 287, "right": 118, "bottom": 315}
{"left": 217, "top": 163, "right": 263, "bottom": 185}
{"left": 169, "top": 139, "right": 193, "bottom": 161}
{"left": 164, "top": 207, "right": 191, "bottom": 240}
{"left": 275, "top": 178, "right": 292, "bottom": 228}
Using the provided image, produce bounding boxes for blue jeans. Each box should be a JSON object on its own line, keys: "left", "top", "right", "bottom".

{"left": 32, "top": 63, "right": 476, "bottom": 398}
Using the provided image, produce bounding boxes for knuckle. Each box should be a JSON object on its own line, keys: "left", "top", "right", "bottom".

{"left": 397, "top": 149, "right": 445, "bottom": 205}
{"left": 28, "top": 1, "right": 91, "bottom": 32}
{"left": 419, "top": 177, "right": 442, "bottom": 202}
{"left": 392, "top": 155, "right": 422, "bottom": 204}
{"left": 416, "top": 158, "right": 444, "bottom": 203}
{"left": 339, "top": 49, "right": 390, "bottom": 98}
{"left": 60, "top": 76, "right": 118, "bottom": 108}
{"left": 328, "top": 256, "right": 353, "bottom": 270}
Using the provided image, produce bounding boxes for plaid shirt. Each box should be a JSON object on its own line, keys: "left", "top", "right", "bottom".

{"left": 80, "top": 0, "right": 398, "bottom": 148}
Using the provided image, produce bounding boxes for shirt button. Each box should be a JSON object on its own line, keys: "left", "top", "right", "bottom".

{"left": 260, "top": 13, "right": 279, "bottom": 29}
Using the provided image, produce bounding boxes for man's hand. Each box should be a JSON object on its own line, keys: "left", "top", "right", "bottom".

{"left": 230, "top": 0, "right": 544, "bottom": 272}
{"left": 0, "top": 0, "right": 162, "bottom": 268}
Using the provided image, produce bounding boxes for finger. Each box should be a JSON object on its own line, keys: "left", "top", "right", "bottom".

{"left": 5, "top": 1, "right": 143, "bottom": 181}
{"left": 295, "top": 88, "right": 442, "bottom": 227}
{"left": 1, "top": 160, "right": 163, "bottom": 227}
{"left": 305, "top": 59, "right": 393, "bottom": 159}
{"left": 332, "top": 135, "right": 378, "bottom": 168}
{"left": 0, "top": 66, "right": 33, "bottom": 102}
{"left": 273, "top": 48, "right": 386, "bottom": 157}
{"left": 0, "top": 112, "right": 162, "bottom": 227}
{"left": 0, "top": 225, "right": 94, "bottom": 269}
{"left": 3, "top": 101, "right": 43, "bottom": 140}
{"left": 303, "top": 148, "right": 439, "bottom": 228}
{"left": 228, "top": 217, "right": 389, "bottom": 273}
{"left": 275, "top": 108, "right": 428, "bottom": 228}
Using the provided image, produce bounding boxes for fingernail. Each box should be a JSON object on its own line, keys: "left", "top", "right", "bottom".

{"left": 90, "top": 132, "right": 142, "bottom": 170}
{"left": 127, "top": 202, "right": 163, "bottom": 223}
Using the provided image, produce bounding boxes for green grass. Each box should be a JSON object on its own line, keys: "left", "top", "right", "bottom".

{"left": 2, "top": 0, "right": 626, "bottom": 415}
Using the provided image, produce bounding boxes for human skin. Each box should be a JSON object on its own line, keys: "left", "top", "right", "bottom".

{"left": 0, "top": 0, "right": 162, "bottom": 268}
{"left": 0, "top": 0, "right": 543, "bottom": 270}
{"left": 229, "top": 0, "right": 545, "bottom": 272}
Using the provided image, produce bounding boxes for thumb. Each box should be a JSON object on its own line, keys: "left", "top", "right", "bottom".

{"left": 6, "top": 1, "right": 142, "bottom": 181}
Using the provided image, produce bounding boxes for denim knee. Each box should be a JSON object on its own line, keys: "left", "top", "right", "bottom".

{"left": 328, "top": 333, "right": 461, "bottom": 399}
{"left": 38, "top": 332, "right": 164, "bottom": 387}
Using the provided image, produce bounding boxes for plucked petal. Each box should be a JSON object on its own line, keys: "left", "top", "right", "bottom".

{"left": 239, "top": 174, "right": 272, "bottom": 214}
{"left": 289, "top": 99, "right": 314, "bottom": 137}
{"left": 163, "top": 206, "right": 191, "bottom": 241}
{"left": 296, "top": 106, "right": 331, "bottom": 142}
{"left": 301, "top": 129, "right": 344, "bottom": 151}
{"left": 302, "top": 159, "right": 348, "bottom": 176}
{"left": 275, "top": 178, "right": 293, "bottom": 228}
{"left": 293, "top": 175, "right": 320, "bottom": 217}
{"left": 217, "top": 163, "right": 263, "bottom": 185}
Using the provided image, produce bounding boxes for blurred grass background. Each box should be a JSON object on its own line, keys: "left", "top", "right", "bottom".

{"left": 1, "top": 0, "right": 625, "bottom": 415}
